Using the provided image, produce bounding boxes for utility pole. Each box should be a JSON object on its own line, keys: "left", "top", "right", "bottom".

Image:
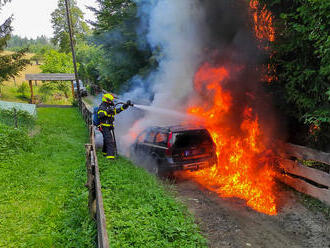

{"left": 64, "top": 0, "right": 81, "bottom": 105}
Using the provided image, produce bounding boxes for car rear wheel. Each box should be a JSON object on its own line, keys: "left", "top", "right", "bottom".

{"left": 151, "top": 164, "right": 160, "bottom": 176}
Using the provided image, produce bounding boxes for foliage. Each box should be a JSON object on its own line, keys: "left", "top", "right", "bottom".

{"left": 51, "top": 0, "right": 90, "bottom": 53}
{"left": 0, "top": 2, "right": 30, "bottom": 87}
{"left": 40, "top": 49, "right": 77, "bottom": 73}
{"left": 90, "top": 0, "right": 153, "bottom": 92}
{"left": 0, "top": 108, "right": 35, "bottom": 128}
{"left": 76, "top": 41, "right": 103, "bottom": 84}
{"left": 6, "top": 35, "right": 55, "bottom": 54}
{"left": 16, "top": 81, "right": 29, "bottom": 97}
{"left": 99, "top": 156, "right": 207, "bottom": 247}
{"left": 39, "top": 50, "right": 74, "bottom": 99}
{"left": 0, "top": 108, "right": 96, "bottom": 247}
{"left": 262, "top": 0, "right": 330, "bottom": 149}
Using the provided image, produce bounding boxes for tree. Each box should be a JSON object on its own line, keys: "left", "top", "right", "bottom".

{"left": 261, "top": 0, "right": 330, "bottom": 148}
{"left": 89, "top": 0, "right": 153, "bottom": 92}
{"left": 40, "top": 50, "right": 78, "bottom": 98}
{"left": 0, "top": 0, "right": 29, "bottom": 93}
{"left": 7, "top": 35, "right": 55, "bottom": 53}
{"left": 40, "top": 50, "right": 77, "bottom": 73}
{"left": 76, "top": 41, "right": 103, "bottom": 85}
{"left": 51, "top": 0, "right": 89, "bottom": 53}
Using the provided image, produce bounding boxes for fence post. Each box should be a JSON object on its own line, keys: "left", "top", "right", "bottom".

{"left": 13, "top": 108, "right": 18, "bottom": 128}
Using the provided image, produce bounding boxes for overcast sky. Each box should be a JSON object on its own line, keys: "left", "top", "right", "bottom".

{"left": 0, "top": 0, "right": 98, "bottom": 39}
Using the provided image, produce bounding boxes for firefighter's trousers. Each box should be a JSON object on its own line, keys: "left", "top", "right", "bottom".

{"left": 101, "top": 126, "right": 116, "bottom": 159}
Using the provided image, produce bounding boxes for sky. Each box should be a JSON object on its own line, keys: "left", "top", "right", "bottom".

{"left": 0, "top": 0, "right": 98, "bottom": 39}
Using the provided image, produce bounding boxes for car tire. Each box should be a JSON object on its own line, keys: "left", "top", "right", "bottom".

{"left": 151, "top": 164, "right": 160, "bottom": 176}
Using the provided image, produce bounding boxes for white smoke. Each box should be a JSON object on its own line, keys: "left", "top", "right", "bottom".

{"left": 115, "top": 0, "right": 206, "bottom": 154}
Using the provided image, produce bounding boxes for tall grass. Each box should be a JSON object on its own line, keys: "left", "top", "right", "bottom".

{"left": 0, "top": 108, "right": 96, "bottom": 247}
{"left": 99, "top": 156, "right": 207, "bottom": 248}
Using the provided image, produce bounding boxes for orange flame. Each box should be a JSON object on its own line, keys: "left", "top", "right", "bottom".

{"left": 249, "top": 0, "right": 276, "bottom": 83}
{"left": 249, "top": 0, "right": 275, "bottom": 43}
{"left": 183, "top": 63, "right": 277, "bottom": 215}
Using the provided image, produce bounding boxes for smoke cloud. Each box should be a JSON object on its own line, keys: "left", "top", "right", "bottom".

{"left": 114, "top": 0, "right": 278, "bottom": 155}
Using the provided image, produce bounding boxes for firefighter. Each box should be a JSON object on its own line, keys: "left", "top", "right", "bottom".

{"left": 98, "top": 93, "right": 132, "bottom": 159}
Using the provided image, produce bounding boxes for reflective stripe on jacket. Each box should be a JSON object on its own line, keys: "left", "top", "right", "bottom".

{"left": 97, "top": 102, "right": 126, "bottom": 127}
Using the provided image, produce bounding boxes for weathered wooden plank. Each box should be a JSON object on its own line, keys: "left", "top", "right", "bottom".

{"left": 277, "top": 174, "right": 330, "bottom": 206}
{"left": 25, "top": 73, "right": 75, "bottom": 81}
{"left": 280, "top": 159, "right": 330, "bottom": 188}
{"left": 286, "top": 143, "right": 330, "bottom": 165}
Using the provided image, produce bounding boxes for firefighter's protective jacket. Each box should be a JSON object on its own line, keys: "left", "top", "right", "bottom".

{"left": 97, "top": 102, "right": 128, "bottom": 128}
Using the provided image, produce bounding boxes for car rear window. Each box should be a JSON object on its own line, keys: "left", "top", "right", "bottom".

{"left": 172, "top": 130, "right": 213, "bottom": 148}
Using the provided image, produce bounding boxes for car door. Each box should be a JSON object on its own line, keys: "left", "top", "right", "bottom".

{"left": 153, "top": 131, "right": 168, "bottom": 162}
{"left": 134, "top": 129, "right": 149, "bottom": 158}
{"left": 142, "top": 129, "right": 157, "bottom": 158}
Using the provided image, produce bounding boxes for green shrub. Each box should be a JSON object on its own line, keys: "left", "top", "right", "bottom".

{"left": 0, "top": 108, "right": 35, "bottom": 128}
{"left": 17, "top": 82, "right": 29, "bottom": 97}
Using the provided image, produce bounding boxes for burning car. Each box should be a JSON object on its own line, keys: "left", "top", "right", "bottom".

{"left": 130, "top": 125, "right": 218, "bottom": 176}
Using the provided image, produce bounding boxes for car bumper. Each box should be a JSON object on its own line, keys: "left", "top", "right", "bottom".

{"left": 165, "top": 157, "right": 216, "bottom": 171}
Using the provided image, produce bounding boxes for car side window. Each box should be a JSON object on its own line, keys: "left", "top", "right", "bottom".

{"left": 137, "top": 131, "right": 147, "bottom": 143}
{"left": 155, "top": 132, "right": 167, "bottom": 146}
{"left": 145, "top": 131, "right": 156, "bottom": 143}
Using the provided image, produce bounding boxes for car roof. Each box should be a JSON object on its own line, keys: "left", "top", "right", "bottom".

{"left": 147, "top": 124, "right": 207, "bottom": 133}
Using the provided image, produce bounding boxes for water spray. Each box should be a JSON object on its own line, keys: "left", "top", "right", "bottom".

{"left": 133, "top": 104, "right": 203, "bottom": 122}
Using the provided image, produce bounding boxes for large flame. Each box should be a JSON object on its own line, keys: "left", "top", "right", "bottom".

{"left": 183, "top": 63, "right": 278, "bottom": 215}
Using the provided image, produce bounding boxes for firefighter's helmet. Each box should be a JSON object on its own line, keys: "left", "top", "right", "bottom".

{"left": 102, "top": 93, "right": 114, "bottom": 103}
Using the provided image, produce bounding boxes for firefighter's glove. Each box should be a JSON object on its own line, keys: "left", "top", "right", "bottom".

{"left": 127, "top": 100, "right": 133, "bottom": 106}
{"left": 123, "top": 100, "right": 131, "bottom": 109}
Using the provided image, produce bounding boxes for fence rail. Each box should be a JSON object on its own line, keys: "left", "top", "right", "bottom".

{"left": 81, "top": 100, "right": 109, "bottom": 248}
{"left": 277, "top": 144, "right": 330, "bottom": 205}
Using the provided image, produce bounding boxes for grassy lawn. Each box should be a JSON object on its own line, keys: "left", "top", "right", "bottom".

{"left": 99, "top": 156, "right": 207, "bottom": 248}
{"left": 0, "top": 108, "right": 95, "bottom": 247}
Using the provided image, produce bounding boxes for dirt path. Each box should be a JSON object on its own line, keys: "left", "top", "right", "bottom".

{"left": 173, "top": 179, "right": 330, "bottom": 248}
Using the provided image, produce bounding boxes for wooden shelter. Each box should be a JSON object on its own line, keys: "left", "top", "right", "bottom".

{"left": 25, "top": 73, "right": 76, "bottom": 103}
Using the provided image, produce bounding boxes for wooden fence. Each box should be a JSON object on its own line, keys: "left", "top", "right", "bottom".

{"left": 277, "top": 143, "right": 330, "bottom": 205}
{"left": 81, "top": 100, "right": 93, "bottom": 126}
{"left": 81, "top": 100, "right": 109, "bottom": 248}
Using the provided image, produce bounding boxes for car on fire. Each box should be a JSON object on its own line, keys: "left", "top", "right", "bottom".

{"left": 130, "top": 125, "right": 218, "bottom": 176}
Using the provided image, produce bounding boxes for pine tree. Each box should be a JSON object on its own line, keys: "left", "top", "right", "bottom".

{"left": 0, "top": 0, "right": 29, "bottom": 88}
{"left": 51, "top": 0, "right": 89, "bottom": 53}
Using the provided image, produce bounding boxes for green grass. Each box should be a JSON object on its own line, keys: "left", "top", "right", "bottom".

{"left": 0, "top": 84, "right": 73, "bottom": 105}
{"left": 99, "top": 156, "right": 207, "bottom": 248}
{"left": 0, "top": 108, "right": 95, "bottom": 247}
